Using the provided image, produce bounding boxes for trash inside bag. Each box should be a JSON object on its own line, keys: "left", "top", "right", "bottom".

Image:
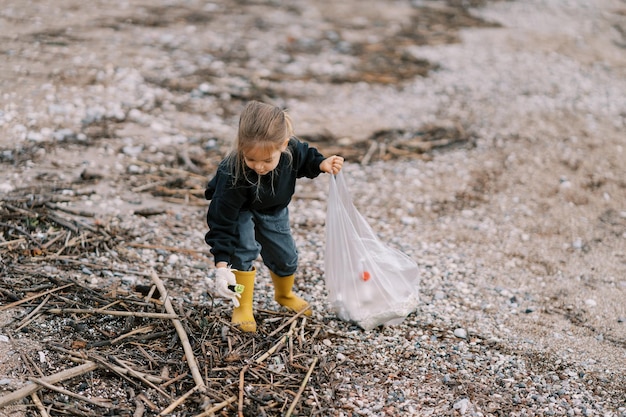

{"left": 324, "top": 172, "right": 420, "bottom": 330}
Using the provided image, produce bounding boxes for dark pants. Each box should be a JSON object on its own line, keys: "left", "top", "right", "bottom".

{"left": 230, "top": 207, "right": 298, "bottom": 276}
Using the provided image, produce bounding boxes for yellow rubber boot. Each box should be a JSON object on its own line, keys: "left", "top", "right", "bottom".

{"left": 232, "top": 268, "right": 257, "bottom": 332}
{"left": 270, "top": 271, "right": 312, "bottom": 316}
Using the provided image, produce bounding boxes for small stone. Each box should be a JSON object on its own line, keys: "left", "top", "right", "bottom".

{"left": 401, "top": 216, "right": 415, "bottom": 225}
{"left": 584, "top": 299, "right": 597, "bottom": 307}
{"left": 53, "top": 128, "right": 76, "bottom": 141}
{"left": 454, "top": 328, "right": 467, "bottom": 339}
{"left": 43, "top": 265, "right": 59, "bottom": 274}
{"left": 122, "top": 144, "right": 143, "bottom": 157}
{"left": 453, "top": 398, "right": 470, "bottom": 414}
{"left": 127, "top": 164, "right": 143, "bottom": 174}
{"left": 121, "top": 275, "right": 138, "bottom": 285}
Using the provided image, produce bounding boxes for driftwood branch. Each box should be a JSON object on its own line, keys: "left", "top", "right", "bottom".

{"left": 46, "top": 308, "right": 177, "bottom": 319}
{"left": 50, "top": 346, "right": 165, "bottom": 385}
{"left": 149, "top": 269, "right": 207, "bottom": 410}
{"left": 266, "top": 306, "right": 311, "bottom": 338}
{"left": 0, "top": 237, "right": 27, "bottom": 248}
{"left": 0, "top": 361, "right": 98, "bottom": 408}
{"left": 110, "top": 356, "right": 171, "bottom": 400}
{"left": 255, "top": 320, "right": 297, "bottom": 364}
{"left": 109, "top": 325, "right": 155, "bottom": 345}
{"left": 285, "top": 357, "right": 318, "bottom": 417}
{"left": 133, "top": 395, "right": 146, "bottom": 417}
{"left": 109, "top": 363, "right": 163, "bottom": 384}
{"left": 360, "top": 140, "right": 378, "bottom": 165}
{"left": 238, "top": 365, "right": 249, "bottom": 417}
{"left": 29, "top": 377, "right": 113, "bottom": 408}
{"left": 0, "top": 220, "right": 43, "bottom": 248}
{"left": 30, "top": 392, "right": 50, "bottom": 417}
{"left": 132, "top": 159, "right": 207, "bottom": 180}
{"left": 254, "top": 334, "right": 288, "bottom": 365}
{"left": 193, "top": 396, "right": 237, "bottom": 417}
{"left": 15, "top": 294, "right": 50, "bottom": 332}
{"left": 159, "top": 385, "right": 202, "bottom": 416}
{"left": 0, "top": 283, "right": 73, "bottom": 312}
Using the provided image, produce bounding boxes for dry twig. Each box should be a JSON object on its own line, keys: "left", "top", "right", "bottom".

{"left": 29, "top": 377, "right": 113, "bottom": 408}
{"left": 149, "top": 270, "right": 207, "bottom": 407}
{"left": 15, "top": 294, "right": 50, "bottom": 331}
{"left": 159, "top": 385, "right": 202, "bottom": 415}
{"left": 30, "top": 392, "right": 50, "bottom": 417}
{"left": 0, "top": 361, "right": 99, "bottom": 408}
{"left": 285, "top": 357, "right": 318, "bottom": 417}
{"left": 193, "top": 395, "right": 238, "bottom": 417}
{"left": 0, "top": 283, "right": 73, "bottom": 312}
{"left": 46, "top": 308, "right": 177, "bottom": 319}
{"left": 238, "top": 365, "right": 249, "bottom": 417}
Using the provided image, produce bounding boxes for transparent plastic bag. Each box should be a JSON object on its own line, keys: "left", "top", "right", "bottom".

{"left": 324, "top": 172, "right": 420, "bottom": 330}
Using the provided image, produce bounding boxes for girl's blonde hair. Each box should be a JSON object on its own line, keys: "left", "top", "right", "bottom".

{"left": 226, "top": 101, "right": 294, "bottom": 196}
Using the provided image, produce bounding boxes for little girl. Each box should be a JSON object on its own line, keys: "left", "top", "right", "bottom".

{"left": 204, "top": 100, "right": 344, "bottom": 332}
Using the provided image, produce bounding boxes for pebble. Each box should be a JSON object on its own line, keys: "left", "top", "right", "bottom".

{"left": 453, "top": 328, "right": 467, "bottom": 339}
{"left": 453, "top": 398, "right": 471, "bottom": 414}
{"left": 584, "top": 299, "right": 597, "bottom": 307}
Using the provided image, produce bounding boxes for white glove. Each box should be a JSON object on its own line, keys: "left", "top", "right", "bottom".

{"left": 215, "top": 267, "right": 241, "bottom": 308}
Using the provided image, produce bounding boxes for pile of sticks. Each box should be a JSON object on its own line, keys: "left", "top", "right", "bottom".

{"left": 0, "top": 269, "right": 333, "bottom": 416}
{"left": 0, "top": 189, "right": 128, "bottom": 266}
{"left": 127, "top": 159, "right": 211, "bottom": 208}
{"left": 301, "top": 122, "right": 472, "bottom": 166}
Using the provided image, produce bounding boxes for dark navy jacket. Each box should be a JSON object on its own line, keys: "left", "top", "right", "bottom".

{"left": 205, "top": 137, "right": 326, "bottom": 264}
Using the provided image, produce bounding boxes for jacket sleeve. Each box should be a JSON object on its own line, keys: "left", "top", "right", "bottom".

{"left": 292, "top": 138, "right": 326, "bottom": 179}
{"left": 204, "top": 169, "right": 247, "bottom": 264}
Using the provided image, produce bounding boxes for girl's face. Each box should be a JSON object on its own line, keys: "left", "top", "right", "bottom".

{"left": 243, "top": 139, "right": 288, "bottom": 176}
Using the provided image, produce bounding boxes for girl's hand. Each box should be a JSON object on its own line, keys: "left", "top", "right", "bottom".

{"left": 214, "top": 267, "right": 241, "bottom": 307}
{"left": 320, "top": 155, "right": 344, "bottom": 174}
